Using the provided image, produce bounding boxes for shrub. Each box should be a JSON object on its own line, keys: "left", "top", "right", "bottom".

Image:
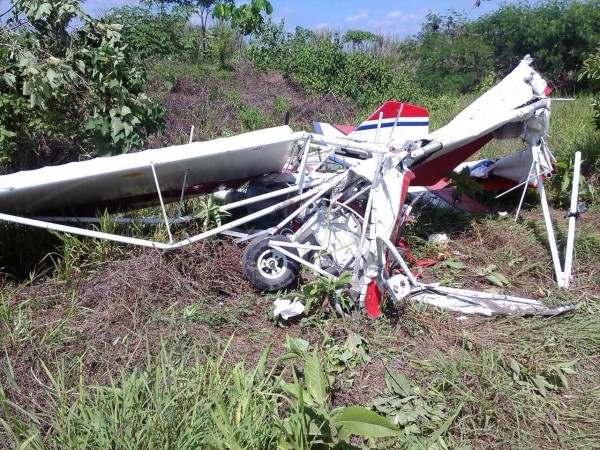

{"left": 0, "top": 0, "right": 164, "bottom": 171}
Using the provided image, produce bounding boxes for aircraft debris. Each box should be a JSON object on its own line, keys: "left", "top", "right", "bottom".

{"left": 0, "top": 56, "right": 581, "bottom": 317}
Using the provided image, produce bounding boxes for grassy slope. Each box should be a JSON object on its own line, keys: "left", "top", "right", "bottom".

{"left": 1, "top": 63, "right": 599, "bottom": 449}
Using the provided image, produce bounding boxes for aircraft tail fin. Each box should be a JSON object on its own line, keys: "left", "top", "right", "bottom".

{"left": 348, "top": 101, "right": 429, "bottom": 145}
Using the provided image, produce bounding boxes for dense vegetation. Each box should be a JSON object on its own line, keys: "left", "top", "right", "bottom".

{"left": 1, "top": 0, "right": 600, "bottom": 448}
{"left": 1, "top": 0, "right": 599, "bottom": 172}
{"left": 0, "top": 0, "right": 165, "bottom": 169}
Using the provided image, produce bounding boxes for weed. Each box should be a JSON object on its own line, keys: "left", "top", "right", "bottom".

{"left": 190, "top": 195, "right": 231, "bottom": 232}
{"left": 273, "top": 95, "right": 291, "bottom": 120}
{"left": 277, "top": 336, "right": 403, "bottom": 447}
{"left": 372, "top": 367, "right": 456, "bottom": 446}
{"left": 0, "top": 337, "right": 403, "bottom": 449}
{"left": 239, "top": 107, "right": 263, "bottom": 131}
{"left": 323, "top": 331, "right": 371, "bottom": 375}
{"left": 445, "top": 167, "right": 484, "bottom": 203}
{"left": 473, "top": 264, "right": 510, "bottom": 287}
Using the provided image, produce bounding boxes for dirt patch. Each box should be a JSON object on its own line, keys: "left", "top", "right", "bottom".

{"left": 146, "top": 61, "right": 358, "bottom": 147}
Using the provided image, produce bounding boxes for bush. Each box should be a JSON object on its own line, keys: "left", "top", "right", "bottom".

{"left": 410, "top": 12, "right": 495, "bottom": 94}
{"left": 0, "top": 0, "right": 164, "bottom": 171}
{"left": 104, "top": 5, "right": 199, "bottom": 61}
{"left": 472, "top": 0, "right": 600, "bottom": 90}
{"left": 247, "top": 26, "right": 420, "bottom": 111}
{"left": 579, "top": 45, "right": 600, "bottom": 129}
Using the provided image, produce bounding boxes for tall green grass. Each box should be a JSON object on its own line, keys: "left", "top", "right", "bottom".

{"left": 0, "top": 341, "right": 281, "bottom": 449}
{"left": 0, "top": 336, "right": 406, "bottom": 449}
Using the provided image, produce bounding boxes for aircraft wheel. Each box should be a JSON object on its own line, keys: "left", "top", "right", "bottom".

{"left": 243, "top": 235, "right": 300, "bottom": 292}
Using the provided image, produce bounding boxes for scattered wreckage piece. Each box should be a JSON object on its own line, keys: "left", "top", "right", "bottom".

{"left": 0, "top": 56, "right": 581, "bottom": 318}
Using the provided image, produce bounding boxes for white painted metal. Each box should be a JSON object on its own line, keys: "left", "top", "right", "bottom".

{"left": 151, "top": 163, "right": 174, "bottom": 244}
{"left": 271, "top": 172, "right": 346, "bottom": 232}
{"left": 177, "top": 169, "right": 190, "bottom": 217}
{"left": 297, "top": 136, "right": 313, "bottom": 193}
{"left": 220, "top": 178, "right": 323, "bottom": 212}
{"left": 375, "top": 236, "right": 419, "bottom": 286}
{"left": 0, "top": 182, "right": 327, "bottom": 250}
{"left": 409, "top": 285, "right": 575, "bottom": 316}
{"left": 537, "top": 166, "right": 564, "bottom": 286}
{"left": 270, "top": 244, "right": 332, "bottom": 278}
{"left": 374, "top": 111, "right": 383, "bottom": 144}
{"left": 563, "top": 151, "right": 582, "bottom": 288}
{"left": 33, "top": 216, "right": 192, "bottom": 224}
{"left": 0, "top": 126, "right": 304, "bottom": 214}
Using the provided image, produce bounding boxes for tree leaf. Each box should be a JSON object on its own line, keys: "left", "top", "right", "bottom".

{"left": 285, "top": 336, "right": 309, "bottom": 355}
{"left": 486, "top": 272, "right": 508, "bottom": 286}
{"left": 111, "top": 116, "right": 124, "bottom": 136}
{"left": 561, "top": 173, "right": 571, "bottom": 192}
{"left": 123, "top": 122, "right": 133, "bottom": 137}
{"left": 385, "top": 370, "right": 413, "bottom": 397}
{"left": 3, "top": 73, "right": 16, "bottom": 88}
{"left": 34, "top": 2, "right": 52, "bottom": 21}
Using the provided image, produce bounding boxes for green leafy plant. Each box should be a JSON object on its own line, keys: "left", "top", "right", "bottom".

{"left": 239, "top": 107, "right": 262, "bottom": 131}
{"left": 298, "top": 272, "right": 354, "bottom": 317}
{"left": 551, "top": 155, "right": 596, "bottom": 205}
{"left": 372, "top": 367, "right": 462, "bottom": 447}
{"left": 191, "top": 195, "right": 231, "bottom": 231}
{"left": 322, "top": 332, "right": 371, "bottom": 375}
{"left": 246, "top": 26, "right": 420, "bottom": 110}
{"left": 579, "top": 44, "right": 600, "bottom": 130}
{"left": 213, "top": 0, "right": 273, "bottom": 36}
{"left": 445, "top": 167, "right": 484, "bottom": 204}
{"left": 277, "top": 336, "right": 403, "bottom": 447}
{"left": 474, "top": 264, "right": 509, "bottom": 287}
{"left": 508, "top": 358, "right": 577, "bottom": 397}
{"left": 105, "top": 4, "right": 198, "bottom": 61}
{"left": 0, "top": 0, "right": 164, "bottom": 169}
{"left": 342, "top": 29, "right": 379, "bottom": 53}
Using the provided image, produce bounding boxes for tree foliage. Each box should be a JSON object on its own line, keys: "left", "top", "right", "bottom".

{"left": 0, "top": 0, "right": 164, "bottom": 171}
{"left": 213, "top": 0, "right": 273, "bottom": 36}
{"left": 342, "top": 30, "right": 380, "bottom": 53}
{"left": 210, "top": 0, "right": 273, "bottom": 68}
{"left": 580, "top": 45, "right": 600, "bottom": 129}
{"left": 396, "top": 1, "right": 600, "bottom": 94}
{"left": 247, "top": 26, "right": 420, "bottom": 111}
{"left": 105, "top": 5, "right": 197, "bottom": 60}
{"left": 472, "top": 0, "right": 600, "bottom": 88}
{"left": 410, "top": 12, "right": 495, "bottom": 93}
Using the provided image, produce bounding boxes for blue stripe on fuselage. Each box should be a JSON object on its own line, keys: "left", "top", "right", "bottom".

{"left": 356, "top": 121, "right": 429, "bottom": 131}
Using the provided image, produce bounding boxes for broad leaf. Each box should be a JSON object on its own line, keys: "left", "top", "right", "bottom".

{"left": 441, "top": 260, "right": 467, "bottom": 269}
{"left": 34, "top": 2, "right": 52, "bottom": 20}
{"left": 332, "top": 406, "right": 403, "bottom": 440}
{"left": 486, "top": 272, "right": 509, "bottom": 287}
{"left": 304, "top": 350, "right": 327, "bottom": 407}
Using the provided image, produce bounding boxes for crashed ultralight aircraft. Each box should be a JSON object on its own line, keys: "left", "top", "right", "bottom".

{"left": 0, "top": 56, "right": 581, "bottom": 317}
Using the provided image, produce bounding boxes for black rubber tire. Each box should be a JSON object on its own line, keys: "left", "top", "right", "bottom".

{"left": 243, "top": 234, "right": 300, "bottom": 292}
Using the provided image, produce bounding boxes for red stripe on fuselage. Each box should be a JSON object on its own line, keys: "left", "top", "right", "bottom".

{"left": 411, "top": 134, "right": 494, "bottom": 186}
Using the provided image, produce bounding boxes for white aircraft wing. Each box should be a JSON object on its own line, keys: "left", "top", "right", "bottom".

{"left": 0, "top": 126, "right": 304, "bottom": 215}
{"left": 410, "top": 56, "right": 550, "bottom": 186}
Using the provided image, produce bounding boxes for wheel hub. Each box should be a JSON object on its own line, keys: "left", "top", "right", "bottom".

{"left": 257, "top": 249, "right": 288, "bottom": 279}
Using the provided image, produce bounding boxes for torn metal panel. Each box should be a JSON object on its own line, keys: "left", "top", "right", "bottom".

{"left": 408, "top": 285, "right": 576, "bottom": 317}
